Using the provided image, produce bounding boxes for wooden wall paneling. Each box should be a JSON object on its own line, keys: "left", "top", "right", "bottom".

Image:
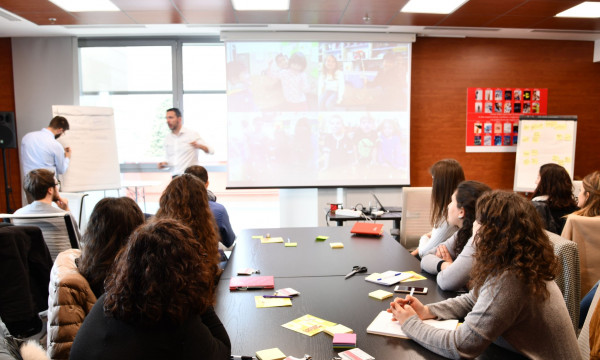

{"left": 0, "top": 38, "right": 22, "bottom": 213}
{"left": 410, "top": 37, "right": 600, "bottom": 189}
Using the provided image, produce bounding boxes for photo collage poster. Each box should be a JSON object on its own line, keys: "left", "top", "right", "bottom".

{"left": 225, "top": 41, "right": 411, "bottom": 187}
{"left": 466, "top": 88, "right": 548, "bottom": 153}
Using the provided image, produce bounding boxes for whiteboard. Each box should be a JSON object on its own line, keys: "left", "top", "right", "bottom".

{"left": 513, "top": 115, "right": 577, "bottom": 192}
{"left": 52, "top": 105, "right": 121, "bottom": 192}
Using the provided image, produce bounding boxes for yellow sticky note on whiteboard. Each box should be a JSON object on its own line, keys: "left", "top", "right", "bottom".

{"left": 523, "top": 137, "right": 529, "bottom": 143}
{"left": 552, "top": 155, "right": 560, "bottom": 162}
{"left": 524, "top": 159, "right": 530, "bottom": 165}
{"left": 556, "top": 134, "right": 563, "bottom": 141}
{"left": 524, "top": 151, "right": 530, "bottom": 156}
{"left": 565, "top": 157, "right": 572, "bottom": 163}
{"left": 556, "top": 123, "right": 567, "bottom": 130}
{"left": 531, "top": 150, "right": 538, "bottom": 156}
{"left": 558, "top": 160, "right": 565, "bottom": 166}
{"left": 532, "top": 158, "right": 539, "bottom": 165}
{"left": 524, "top": 125, "right": 531, "bottom": 131}
{"left": 534, "top": 132, "right": 541, "bottom": 137}
{"left": 565, "top": 134, "right": 572, "bottom": 141}
{"left": 533, "top": 137, "right": 540, "bottom": 143}
{"left": 546, "top": 121, "right": 557, "bottom": 128}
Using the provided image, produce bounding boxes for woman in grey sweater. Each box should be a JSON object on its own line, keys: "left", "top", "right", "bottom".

{"left": 389, "top": 190, "right": 581, "bottom": 359}
{"left": 420, "top": 181, "right": 491, "bottom": 291}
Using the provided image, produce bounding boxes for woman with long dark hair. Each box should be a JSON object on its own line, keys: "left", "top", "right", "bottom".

{"left": 47, "top": 197, "right": 145, "bottom": 360}
{"left": 70, "top": 219, "right": 230, "bottom": 360}
{"left": 421, "top": 181, "right": 491, "bottom": 291}
{"left": 532, "top": 163, "right": 578, "bottom": 233}
{"left": 389, "top": 190, "right": 580, "bottom": 359}
{"left": 412, "top": 159, "right": 465, "bottom": 258}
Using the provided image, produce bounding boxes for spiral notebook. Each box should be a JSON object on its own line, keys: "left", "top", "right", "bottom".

{"left": 367, "top": 311, "right": 458, "bottom": 339}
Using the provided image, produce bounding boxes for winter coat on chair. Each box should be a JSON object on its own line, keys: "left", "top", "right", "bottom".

{"left": 47, "top": 249, "right": 97, "bottom": 360}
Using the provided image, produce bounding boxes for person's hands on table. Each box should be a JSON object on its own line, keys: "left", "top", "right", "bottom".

{"left": 387, "top": 295, "right": 435, "bottom": 324}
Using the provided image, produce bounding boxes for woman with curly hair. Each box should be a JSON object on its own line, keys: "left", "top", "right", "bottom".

{"left": 420, "top": 181, "right": 491, "bottom": 291}
{"left": 531, "top": 163, "right": 579, "bottom": 233}
{"left": 155, "top": 174, "right": 222, "bottom": 272}
{"left": 389, "top": 190, "right": 580, "bottom": 359}
{"left": 69, "top": 219, "right": 231, "bottom": 360}
{"left": 412, "top": 159, "right": 465, "bottom": 258}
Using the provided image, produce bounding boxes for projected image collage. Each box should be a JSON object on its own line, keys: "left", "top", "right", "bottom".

{"left": 226, "top": 41, "right": 411, "bottom": 187}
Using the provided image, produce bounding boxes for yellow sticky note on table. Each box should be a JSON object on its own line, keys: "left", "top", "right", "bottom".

{"left": 261, "top": 237, "right": 284, "bottom": 244}
{"left": 522, "top": 137, "right": 529, "bottom": 143}
{"left": 523, "top": 151, "right": 530, "bottom": 156}
{"left": 285, "top": 242, "right": 297, "bottom": 247}
{"left": 556, "top": 123, "right": 567, "bottom": 130}
{"left": 556, "top": 134, "right": 563, "bottom": 141}
{"left": 545, "top": 121, "right": 557, "bottom": 128}
{"left": 533, "top": 137, "right": 540, "bottom": 143}
{"left": 401, "top": 271, "right": 427, "bottom": 283}
{"left": 256, "top": 348, "right": 286, "bottom": 360}
{"left": 255, "top": 296, "right": 292, "bottom": 308}
{"left": 531, "top": 150, "right": 538, "bottom": 156}
{"left": 252, "top": 236, "right": 263, "bottom": 239}
{"left": 330, "top": 242, "right": 344, "bottom": 249}
{"left": 369, "top": 290, "right": 393, "bottom": 300}
{"left": 565, "top": 134, "right": 572, "bottom": 141}
{"left": 524, "top": 125, "right": 531, "bottom": 131}
{"left": 532, "top": 158, "right": 539, "bottom": 165}
{"left": 558, "top": 160, "right": 565, "bottom": 166}
{"left": 565, "top": 157, "right": 572, "bottom": 163}
{"left": 282, "top": 315, "right": 336, "bottom": 336}
{"left": 524, "top": 159, "right": 530, "bottom": 165}
{"left": 552, "top": 155, "right": 560, "bottom": 162}
{"left": 324, "top": 324, "right": 353, "bottom": 336}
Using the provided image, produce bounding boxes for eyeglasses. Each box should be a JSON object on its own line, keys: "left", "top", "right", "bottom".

{"left": 55, "top": 180, "right": 61, "bottom": 186}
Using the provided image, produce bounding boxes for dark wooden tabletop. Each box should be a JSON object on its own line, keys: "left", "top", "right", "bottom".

{"left": 216, "top": 227, "right": 528, "bottom": 360}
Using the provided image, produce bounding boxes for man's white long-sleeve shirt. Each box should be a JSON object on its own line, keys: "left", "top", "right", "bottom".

{"left": 21, "top": 128, "right": 70, "bottom": 175}
{"left": 164, "top": 127, "right": 213, "bottom": 176}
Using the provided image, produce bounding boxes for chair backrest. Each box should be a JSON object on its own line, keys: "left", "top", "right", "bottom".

{"left": 573, "top": 180, "right": 583, "bottom": 201}
{"left": 579, "top": 282, "right": 600, "bottom": 359}
{"left": 400, "top": 187, "right": 432, "bottom": 249}
{"left": 546, "top": 231, "right": 581, "bottom": 332}
{"left": 0, "top": 213, "right": 80, "bottom": 261}
{"left": 54, "top": 193, "right": 88, "bottom": 230}
{"left": 562, "top": 215, "right": 600, "bottom": 298}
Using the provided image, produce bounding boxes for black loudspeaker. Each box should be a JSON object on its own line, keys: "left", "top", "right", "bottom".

{"left": 0, "top": 112, "right": 17, "bottom": 149}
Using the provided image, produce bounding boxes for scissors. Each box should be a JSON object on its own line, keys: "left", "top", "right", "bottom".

{"left": 345, "top": 266, "right": 367, "bottom": 279}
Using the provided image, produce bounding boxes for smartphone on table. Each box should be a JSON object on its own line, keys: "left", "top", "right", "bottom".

{"left": 394, "top": 286, "right": 428, "bottom": 294}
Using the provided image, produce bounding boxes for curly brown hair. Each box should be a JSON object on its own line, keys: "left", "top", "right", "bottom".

{"left": 471, "top": 190, "right": 558, "bottom": 302}
{"left": 103, "top": 219, "right": 215, "bottom": 325}
{"left": 531, "top": 163, "right": 577, "bottom": 209}
{"left": 155, "top": 174, "right": 220, "bottom": 276}
{"left": 429, "top": 159, "right": 465, "bottom": 227}
{"left": 573, "top": 171, "right": 600, "bottom": 217}
{"left": 79, "top": 197, "right": 145, "bottom": 297}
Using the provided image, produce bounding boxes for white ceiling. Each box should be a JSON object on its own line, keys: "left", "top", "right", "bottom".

{"left": 1, "top": 10, "right": 600, "bottom": 42}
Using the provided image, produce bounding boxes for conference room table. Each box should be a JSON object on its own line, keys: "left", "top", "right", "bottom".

{"left": 216, "top": 226, "right": 528, "bottom": 360}
{"left": 328, "top": 211, "right": 402, "bottom": 230}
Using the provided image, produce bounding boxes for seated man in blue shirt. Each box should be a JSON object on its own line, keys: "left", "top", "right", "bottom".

{"left": 184, "top": 165, "right": 236, "bottom": 249}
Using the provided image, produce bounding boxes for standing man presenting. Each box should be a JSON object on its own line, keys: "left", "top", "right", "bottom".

{"left": 21, "top": 116, "right": 72, "bottom": 176}
{"left": 158, "top": 108, "right": 213, "bottom": 177}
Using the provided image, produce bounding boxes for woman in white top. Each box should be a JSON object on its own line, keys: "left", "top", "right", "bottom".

{"left": 411, "top": 159, "right": 465, "bottom": 258}
{"left": 318, "top": 55, "right": 345, "bottom": 111}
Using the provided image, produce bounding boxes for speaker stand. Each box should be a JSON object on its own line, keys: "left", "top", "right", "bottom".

{"left": 2, "top": 148, "right": 13, "bottom": 213}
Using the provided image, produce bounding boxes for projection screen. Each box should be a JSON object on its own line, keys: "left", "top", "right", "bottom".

{"left": 223, "top": 32, "right": 413, "bottom": 188}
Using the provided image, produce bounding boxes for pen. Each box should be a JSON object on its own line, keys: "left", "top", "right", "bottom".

{"left": 288, "top": 238, "right": 290, "bottom": 243}
{"left": 377, "top": 272, "right": 402, "bottom": 281}
{"left": 231, "top": 356, "right": 256, "bottom": 360}
{"left": 407, "top": 287, "right": 415, "bottom": 305}
{"left": 263, "top": 295, "right": 293, "bottom": 299}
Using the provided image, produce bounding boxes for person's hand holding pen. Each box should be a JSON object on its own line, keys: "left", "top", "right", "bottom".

{"left": 64, "top": 147, "right": 72, "bottom": 159}
{"left": 387, "top": 294, "right": 435, "bottom": 324}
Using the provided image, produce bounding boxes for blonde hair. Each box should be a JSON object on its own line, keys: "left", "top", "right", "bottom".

{"left": 573, "top": 171, "right": 600, "bottom": 217}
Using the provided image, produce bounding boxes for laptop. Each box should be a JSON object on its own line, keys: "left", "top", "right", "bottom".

{"left": 371, "top": 193, "right": 402, "bottom": 213}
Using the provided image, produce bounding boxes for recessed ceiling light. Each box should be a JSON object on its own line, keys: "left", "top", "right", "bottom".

{"left": 48, "top": 0, "right": 120, "bottom": 12}
{"left": 556, "top": 2, "right": 600, "bottom": 18}
{"left": 232, "top": 0, "right": 290, "bottom": 11}
{"left": 401, "top": 0, "right": 469, "bottom": 14}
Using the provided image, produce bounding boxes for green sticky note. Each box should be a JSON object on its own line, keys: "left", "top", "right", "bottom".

{"left": 285, "top": 242, "right": 297, "bottom": 247}
{"left": 316, "top": 236, "right": 329, "bottom": 241}
{"left": 252, "top": 236, "right": 263, "bottom": 239}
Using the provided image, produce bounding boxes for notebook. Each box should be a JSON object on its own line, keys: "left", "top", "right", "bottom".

{"left": 367, "top": 311, "right": 459, "bottom": 339}
{"left": 350, "top": 223, "right": 384, "bottom": 236}
{"left": 365, "top": 271, "right": 414, "bottom": 286}
{"left": 229, "top": 276, "right": 274, "bottom": 291}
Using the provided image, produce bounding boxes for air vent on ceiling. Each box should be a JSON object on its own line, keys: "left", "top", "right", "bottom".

{"left": 187, "top": 24, "right": 269, "bottom": 28}
{"left": 423, "top": 27, "right": 501, "bottom": 32}
{"left": 0, "top": 9, "right": 21, "bottom": 21}
{"left": 309, "top": 25, "right": 389, "bottom": 29}
{"left": 63, "top": 25, "right": 146, "bottom": 29}
{"left": 530, "top": 29, "right": 600, "bottom": 34}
